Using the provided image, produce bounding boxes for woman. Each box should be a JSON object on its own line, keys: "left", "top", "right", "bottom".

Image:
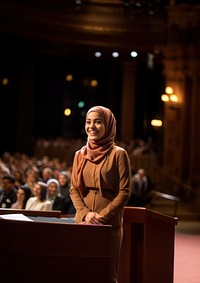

{"left": 13, "top": 169, "right": 26, "bottom": 187}
{"left": 58, "top": 171, "right": 76, "bottom": 214}
{"left": 11, "top": 185, "right": 32, "bottom": 209}
{"left": 47, "top": 178, "right": 75, "bottom": 214}
{"left": 25, "top": 181, "right": 52, "bottom": 210}
{"left": 24, "top": 169, "right": 38, "bottom": 196}
{"left": 58, "top": 171, "right": 71, "bottom": 198}
{"left": 70, "top": 106, "right": 131, "bottom": 283}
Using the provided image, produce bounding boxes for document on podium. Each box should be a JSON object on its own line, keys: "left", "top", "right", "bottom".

{"left": 0, "top": 213, "right": 33, "bottom": 222}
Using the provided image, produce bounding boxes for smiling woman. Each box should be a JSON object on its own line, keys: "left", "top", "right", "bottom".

{"left": 25, "top": 182, "right": 52, "bottom": 211}
{"left": 70, "top": 105, "right": 131, "bottom": 283}
{"left": 85, "top": 112, "right": 105, "bottom": 141}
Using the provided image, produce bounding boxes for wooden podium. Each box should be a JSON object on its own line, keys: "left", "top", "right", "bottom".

{"left": 119, "top": 207, "right": 178, "bottom": 283}
{"left": 0, "top": 207, "right": 177, "bottom": 283}
{"left": 0, "top": 210, "right": 112, "bottom": 283}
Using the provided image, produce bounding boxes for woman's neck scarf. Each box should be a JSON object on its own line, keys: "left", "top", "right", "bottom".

{"left": 74, "top": 106, "right": 116, "bottom": 196}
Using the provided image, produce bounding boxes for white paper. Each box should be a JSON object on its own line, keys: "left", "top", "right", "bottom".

{"left": 0, "top": 213, "right": 33, "bottom": 222}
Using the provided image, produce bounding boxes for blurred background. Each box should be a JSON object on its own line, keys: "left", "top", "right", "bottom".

{"left": 0, "top": 0, "right": 200, "bottom": 217}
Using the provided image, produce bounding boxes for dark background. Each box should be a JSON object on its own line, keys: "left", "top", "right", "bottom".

{"left": 0, "top": 34, "right": 165, "bottom": 154}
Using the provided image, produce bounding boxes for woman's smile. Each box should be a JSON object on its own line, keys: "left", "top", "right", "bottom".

{"left": 85, "top": 111, "right": 105, "bottom": 140}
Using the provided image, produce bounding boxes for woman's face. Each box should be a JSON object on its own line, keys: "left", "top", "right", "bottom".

{"left": 48, "top": 182, "right": 58, "bottom": 197}
{"left": 85, "top": 111, "right": 106, "bottom": 141}
{"left": 34, "top": 183, "right": 41, "bottom": 198}
{"left": 58, "top": 174, "right": 68, "bottom": 186}
{"left": 17, "top": 189, "right": 25, "bottom": 202}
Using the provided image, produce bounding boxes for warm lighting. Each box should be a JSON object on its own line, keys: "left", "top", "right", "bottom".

{"left": 90, "top": 79, "right": 98, "bottom": 87}
{"left": 64, "top": 108, "right": 71, "bottom": 116}
{"left": 165, "top": 86, "right": 173, "bottom": 94}
{"left": 2, "top": 78, "right": 9, "bottom": 86}
{"left": 66, "top": 74, "right": 73, "bottom": 81}
{"left": 161, "top": 86, "right": 179, "bottom": 104}
{"left": 151, "top": 119, "right": 162, "bottom": 127}
{"left": 161, "top": 94, "right": 170, "bottom": 102}
{"left": 170, "top": 94, "right": 178, "bottom": 102}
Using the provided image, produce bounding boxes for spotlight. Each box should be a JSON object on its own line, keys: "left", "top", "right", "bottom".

{"left": 130, "top": 51, "right": 138, "bottom": 58}
{"left": 94, "top": 51, "right": 102, "bottom": 58}
{"left": 75, "top": 0, "right": 81, "bottom": 5}
{"left": 112, "top": 52, "right": 119, "bottom": 58}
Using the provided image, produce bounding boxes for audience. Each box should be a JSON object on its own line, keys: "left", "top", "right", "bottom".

{"left": 0, "top": 136, "right": 155, "bottom": 213}
{"left": 47, "top": 178, "right": 75, "bottom": 214}
{"left": 58, "top": 171, "right": 76, "bottom": 214}
{"left": 58, "top": 171, "right": 71, "bottom": 198}
{"left": 11, "top": 185, "right": 32, "bottom": 209}
{"left": 25, "top": 181, "right": 52, "bottom": 210}
{"left": 0, "top": 175, "right": 17, "bottom": 208}
{"left": 41, "top": 167, "right": 54, "bottom": 183}
{"left": 24, "top": 169, "right": 38, "bottom": 196}
{"left": 13, "top": 169, "right": 26, "bottom": 187}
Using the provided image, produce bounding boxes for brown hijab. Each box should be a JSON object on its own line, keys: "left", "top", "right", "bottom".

{"left": 74, "top": 106, "right": 116, "bottom": 195}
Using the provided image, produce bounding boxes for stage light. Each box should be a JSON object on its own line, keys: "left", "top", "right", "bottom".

{"left": 90, "top": 80, "right": 98, "bottom": 87}
{"left": 95, "top": 51, "right": 102, "bottom": 58}
{"left": 151, "top": 119, "right": 162, "bottom": 127}
{"left": 78, "top": 101, "right": 85, "bottom": 108}
{"left": 66, "top": 74, "right": 73, "bottom": 81}
{"left": 2, "top": 78, "right": 9, "bottom": 85}
{"left": 130, "top": 51, "right": 138, "bottom": 58}
{"left": 112, "top": 52, "right": 119, "bottom": 58}
{"left": 161, "top": 86, "right": 179, "bottom": 103}
{"left": 64, "top": 108, "right": 71, "bottom": 116}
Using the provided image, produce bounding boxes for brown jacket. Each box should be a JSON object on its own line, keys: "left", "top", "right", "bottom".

{"left": 70, "top": 146, "right": 131, "bottom": 228}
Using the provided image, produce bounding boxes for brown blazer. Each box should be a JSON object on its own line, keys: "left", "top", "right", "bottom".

{"left": 70, "top": 146, "right": 131, "bottom": 228}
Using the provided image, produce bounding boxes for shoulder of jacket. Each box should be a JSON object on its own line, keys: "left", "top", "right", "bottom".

{"left": 112, "top": 145, "right": 127, "bottom": 153}
{"left": 109, "top": 145, "right": 128, "bottom": 157}
{"left": 75, "top": 146, "right": 86, "bottom": 156}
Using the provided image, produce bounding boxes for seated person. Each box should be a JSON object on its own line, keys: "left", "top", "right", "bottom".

{"left": 25, "top": 181, "right": 52, "bottom": 210}
{"left": 11, "top": 185, "right": 32, "bottom": 209}
{"left": 58, "top": 171, "right": 76, "bottom": 214}
{"left": 0, "top": 175, "right": 17, "bottom": 208}
{"left": 127, "top": 168, "right": 152, "bottom": 207}
{"left": 47, "top": 178, "right": 75, "bottom": 214}
{"left": 58, "top": 171, "right": 71, "bottom": 198}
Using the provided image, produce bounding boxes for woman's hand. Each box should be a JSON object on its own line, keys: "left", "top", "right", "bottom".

{"left": 85, "top": 212, "right": 103, "bottom": 225}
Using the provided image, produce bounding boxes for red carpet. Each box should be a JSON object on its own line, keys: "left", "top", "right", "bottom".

{"left": 174, "top": 222, "right": 200, "bottom": 283}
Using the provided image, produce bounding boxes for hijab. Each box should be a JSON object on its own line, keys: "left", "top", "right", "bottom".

{"left": 73, "top": 106, "right": 116, "bottom": 195}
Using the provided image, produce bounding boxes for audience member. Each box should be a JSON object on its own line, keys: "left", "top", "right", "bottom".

{"left": 127, "top": 168, "right": 152, "bottom": 207}
{"left": 58, "top": 171, "right": 71, "bottom": 198}
{"left": 24, "top": 169, "right": 39, "bottom": 196}
{"left": 58, "top": 171, "right": 76, "bottom": 213}
{"left": 25, "top": 181, "right": 52, "bottom": 210}
{"left": 41, "top": 167, "right": 54, "bottom": 183}
{"left": 0, "top": 161, "right": 11, "bottom": 178}
{"left": 0, "top": 175, "right": 17, "bottom": 208}
{"left": 132, "top": 139, "right": 149, "bottom": 155}
{"left": 47, "top": 178, "right": 75, "bottom": 214}
{"left": 11, "top": 185, "right": 32, "bottom": 209}
{"left": 13, "top": 169, "right": 26, "bottom": 187}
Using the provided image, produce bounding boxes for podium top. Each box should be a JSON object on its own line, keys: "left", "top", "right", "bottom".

{"left": 0, "top": 208, "right": 62, "bottom": 218}
{"left": 124, "top": 207, "right": 178, "bottom": 226}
